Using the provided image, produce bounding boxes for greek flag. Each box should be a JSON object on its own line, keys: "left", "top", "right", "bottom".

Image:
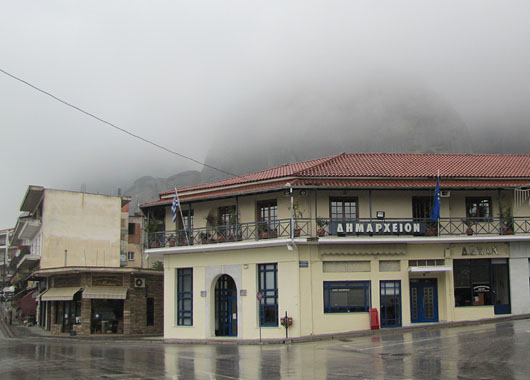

{"left": 430, "top": 176, "right": 441, "bottom": 222}
{"left": 171, "top": 190, "right": 180, "bottom": 223}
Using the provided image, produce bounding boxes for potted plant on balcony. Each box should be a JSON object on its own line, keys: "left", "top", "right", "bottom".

{"left": 500, "top": 205, "right": 514, "bottom": 235}
{"left": 199, "top": 232, "right": 209, "bottom": 244}
{"left": 316, "top": 218, "right": 328, "bottom": 237}
{"left": 145, "top": 218, "right": 162, "bottom": 248}
{"left": 425, "top": 224, "right": 437, "bottom": 236}
{"left": 258, "top": 222, "right": 269, "bottom": 239}
{"left": 289, "top": 201, "right": 305, "bottom": 237}
{"left": 463, "top": 219, "right": 474, "bottom": 236}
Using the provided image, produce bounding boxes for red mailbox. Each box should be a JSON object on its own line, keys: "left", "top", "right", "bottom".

{"left": 369, "top": 308, "right": 380, "bottom": 330}
{"left": 280, "top": 317, "right": 293, "bottom": 326}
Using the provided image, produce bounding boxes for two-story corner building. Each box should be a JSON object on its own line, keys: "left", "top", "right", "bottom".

{"left": 11, "top": 186, "right": 163, "bottom": 336}
{"left": 141, "top": 153, "right": 530, "bottom": 342}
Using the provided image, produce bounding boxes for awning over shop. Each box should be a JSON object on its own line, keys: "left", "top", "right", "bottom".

{"left": 408, "top": 266, "right": 452, "bottom": 273}
{"left": 82, "top": 286, "right": 128, "bottom": 300}
{"left": 41, "top": 287, "right": 82, "bottom": 301}
{"left": 16, "top": 290, "right": 38, "bottom": 316}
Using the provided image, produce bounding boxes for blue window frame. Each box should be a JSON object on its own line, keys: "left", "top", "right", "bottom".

{"left": 323, "top": 281, "right": 371, "bottom": 313}
{"left": 258, "top": 263, "right": 278, "bottom": 326}
{"left": 177, "top": 268, "right": 193, "bottom": 326}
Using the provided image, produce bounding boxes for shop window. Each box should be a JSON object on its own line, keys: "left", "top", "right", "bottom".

{"left": 323, "top": 281, "right": 371, "bottom": 313}
{"left": 330, "top": 197, "right": 358, "bottom": 221}
{"left": 258, "top": 263, "right": 278, "bottom": 326}
{"left": 379, "top": 260, "right": 401, "bottom": 272}
{"left": 323, "top": 261, "right": 370, "bottom": 272}
{"left": 91, "top": 299, "right": 124, "bottom": 334}
{"left": 454, "top": 259, "right": 492, "bottom": 306}
{"left": 177, "top": 268, "right": 193, "bottom": 326}
{"left": 146, "top": 297, "right": 154, "bottom": 326}
{"left": 466, "top": 197, "right": 491, "bottom": 220}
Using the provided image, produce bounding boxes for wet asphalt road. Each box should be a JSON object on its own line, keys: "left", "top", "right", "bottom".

{"left": 1, "top": 319, "right": 530, "bottom": 379}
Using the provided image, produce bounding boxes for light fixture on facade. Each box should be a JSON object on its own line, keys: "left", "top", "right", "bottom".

{"left": 376, "top": 211, "right": 385, "bottom": 219}
{"left": 299, "top": 190, "right": 307, "bottom": 196}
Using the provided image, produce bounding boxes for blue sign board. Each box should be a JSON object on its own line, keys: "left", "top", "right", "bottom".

{"left": 329, "top": 221, "right": 425, "bottom": 235}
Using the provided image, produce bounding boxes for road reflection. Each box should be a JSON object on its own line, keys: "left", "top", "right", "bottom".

{"left": 1, "top": 320, "right": 529, "bottom": 379}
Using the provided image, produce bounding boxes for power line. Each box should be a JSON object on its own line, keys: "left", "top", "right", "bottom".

{"left": 0, "top": 67, "right": 239, "bottom": 178}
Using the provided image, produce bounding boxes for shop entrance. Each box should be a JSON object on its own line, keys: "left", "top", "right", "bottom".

{"left": 410, "top": 278, "right": 439, "bottom": 323}
{"left": 380, "top": 280, "right": 401, "bottom": 327}
{"left": 215, "top": 274, "right": 238, "bottom": 337}
{"left": 492, "top": 259, "right": 511, "bottom": 315}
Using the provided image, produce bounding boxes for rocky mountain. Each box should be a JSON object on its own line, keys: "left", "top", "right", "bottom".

{"left": 125, "top": 170, "right": 202, "bottom": 215}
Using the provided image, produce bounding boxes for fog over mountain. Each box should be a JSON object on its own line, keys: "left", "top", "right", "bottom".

{"left": 3, "top": 2, "right": 530, "bottom": 228}
{"left": 125, "top": 80, "right": 525, "bottom": 213}
{"left": 201, "top": 81, "right": 473, "bottom": 183}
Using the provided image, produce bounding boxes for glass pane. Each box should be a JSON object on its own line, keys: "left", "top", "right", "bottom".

{"left": 493, "top": 265, "right": 510, "bottom": 305}
{"left": 424, "top": 287, "right": 434, "bottom": 319}
{"left": 411, "top": 288, "right": 418, "bottom": 320}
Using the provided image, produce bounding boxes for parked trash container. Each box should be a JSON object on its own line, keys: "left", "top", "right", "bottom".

{"left": 369, "top": 308, "right": 379, "bottom": 330}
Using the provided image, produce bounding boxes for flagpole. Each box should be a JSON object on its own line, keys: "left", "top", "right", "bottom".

{"left": 174, "top": 188, "right": 191, "bottom": 246}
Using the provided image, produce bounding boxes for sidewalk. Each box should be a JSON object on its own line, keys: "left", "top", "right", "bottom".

{"left": 2, "top": 300, "right": 529, "bottom": 345}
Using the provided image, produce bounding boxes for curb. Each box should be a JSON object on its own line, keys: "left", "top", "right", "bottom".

{"left": 5, "top": 313, "right": 530, "bottom": 346}
{"left": 163, "top": 313, "right": 530, "bottom": 346}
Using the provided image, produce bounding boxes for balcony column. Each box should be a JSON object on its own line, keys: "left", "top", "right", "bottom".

{"left": 369, "top": 190, "right": 373, "bottom": 222}
{"left": 235, "top": 196, "right": 239, "bottom": 238}
{"left": 287, "top": 184, "right": 294, "bottom": 239}
{"left": 188, "top": 203, "right": 192, "bottom": 245}
{"left": 498, "top": 189, "right": 503, "bottom": 235}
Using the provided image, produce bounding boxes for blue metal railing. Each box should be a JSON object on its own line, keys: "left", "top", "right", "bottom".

{"left": 146, "top": 216, "right": 529, "bottom": 248}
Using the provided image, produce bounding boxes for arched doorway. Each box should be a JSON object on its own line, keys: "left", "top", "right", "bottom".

{"left": 215, "top": 274, "right": 238, "bottom": 336}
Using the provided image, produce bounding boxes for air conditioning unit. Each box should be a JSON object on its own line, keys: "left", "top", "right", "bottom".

{"left": 440, "top": 190, "right": 451, "bottom": 198}
{"left": 134, "top": 278, "right": 145, "bottom": 288}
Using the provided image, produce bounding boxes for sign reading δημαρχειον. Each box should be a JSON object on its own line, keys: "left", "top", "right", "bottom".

{"left": 330, "top": 221, "right": 424, "bottom": 235}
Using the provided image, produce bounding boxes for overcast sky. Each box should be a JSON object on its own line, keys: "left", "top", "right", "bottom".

{"left": 2, "top": 1, "right": 530, "bottom": 228}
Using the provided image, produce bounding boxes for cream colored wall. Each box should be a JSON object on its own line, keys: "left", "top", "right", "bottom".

{"left": 40, "top": 190, "right": 121, "bottom": 268}
{"left": 162, "top": 189, "right": 514, "bottom": 230}
{"left": 164, "top": 239, "right": 516, "bottom": 340}
{"left": 126, "top": 242, "right": 144, "bottom": 267}
{"left": 448, "top": 190, "right": 501, "bottom": 219}
{"left": 164, "top": 245, "right": 301, "bottom": 340}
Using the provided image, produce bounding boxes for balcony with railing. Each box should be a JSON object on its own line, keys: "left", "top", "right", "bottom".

{"left": 146, "top": 216, "right": 530, "bottom": 249}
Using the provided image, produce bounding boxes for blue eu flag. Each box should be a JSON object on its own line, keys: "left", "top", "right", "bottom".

{"left": 430, "top": 177, "right": 441, "bottom": 222}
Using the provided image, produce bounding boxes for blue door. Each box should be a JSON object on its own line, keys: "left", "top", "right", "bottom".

{"left": 215, "top": 275, "right": 238, "bottom": 336}
{"left": 492, "top": 260, "right": 511, "bottom": 315}
{"left": 410, "top": 279, "right": 439, "bottom": 323}
{"left": 380, "top": 281, "right": 402, "bottom": 327}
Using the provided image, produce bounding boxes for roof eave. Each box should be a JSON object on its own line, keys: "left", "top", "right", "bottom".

{"left": 19, "top": 185, "right": 44, "bottom": 213}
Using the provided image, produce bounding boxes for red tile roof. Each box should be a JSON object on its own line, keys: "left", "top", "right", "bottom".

{"left": 142, "top": 153, "right": 530, "bottom": 207}
{"left": 297, "top": 153, "right": 530, "bottom": 178}
{"left": 159, "top": 156, "right": 334, "bottom": 196}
